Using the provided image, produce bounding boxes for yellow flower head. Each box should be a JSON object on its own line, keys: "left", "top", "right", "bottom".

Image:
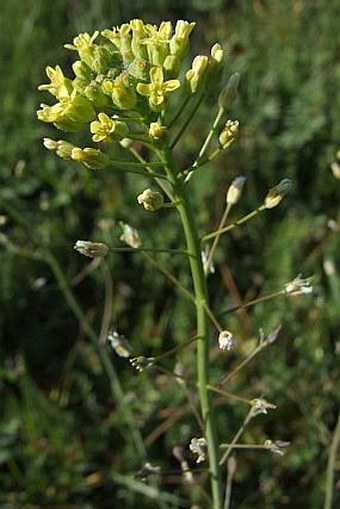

{"left": 136, "top": 66, "right": 180, "bottom": 111}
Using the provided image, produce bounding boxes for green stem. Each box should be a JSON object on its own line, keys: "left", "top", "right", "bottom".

{"left": 196, "top": 106, "right": 224, "bottom": 163}
{"left": 324, "top": 409, "right": 340, "bottom": 509}
{"left": 110, "top": 246, "right": 189, "bottom": 256}
{"left": 109, "top": 159, "right": 163, "bottom": 169}
{"left": 180, "top": 145, "right": 223, "bottom": 180}
{"left": 161, "top": 148, "right": 223, "bottom": 508}
{"left": 142, "top": 251, "right": 195, "bottom": 304}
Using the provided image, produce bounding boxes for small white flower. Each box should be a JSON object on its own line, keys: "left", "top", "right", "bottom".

{"left": 285, "top": 274, "right": 313, "bottom": 296}
{"left": 250, "top": 398, "right": 277, "bottom": 418}
{"left": 119, "top": 222, "right": 141, "bottom": 248}
{"left": 189, "top": 437, "right": 207, "bottom": 464}
{"left": 74, "top": 240, "right": 109, "bottom": 258}
{"left": 218, "top": 330, "right": 236, "bottom": 351}
{"left": 107, "top": 329, "right": 133, "bottom": 358}
{"left": 137, "top": 188, "right": 164, "bottom": 211}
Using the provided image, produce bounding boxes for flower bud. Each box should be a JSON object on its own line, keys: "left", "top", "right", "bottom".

{"left": 119, "top": 222, "right": 141, "bottom": 248}
{"left": 130, "top": 19, "right": 148, "bottom": 60}
{"left": 163, "top": 54, "right": 180, "bottom": 77}
{"left": 186, "top": 55, "right": 209, "bottom": 94}
{"left": 43, "top": 138, "right": 74, "bottom": 160}
{"left": 226, "top": 176, "right": 246, "bottom": 205}
{"left": 218, "top": 72, "right": 240, "bottom": 112}
{"left": 264, "top": 178, "right": 292, "bottom": 209}
{"left": 74, "top": 240, "right": 109, "bottom": 258}
{"left": 218, "top": 330, "right": 236, "bottom": 351}
{"left": 84, "top": 81, "right": 108, "bottom": 108}
{"left": 72, "top": 60, "right": 94, "bottom": 82}
{"left": 169, "top": 20, "right": 196, "bottom": 58}
{"left": 64, "top": 31, "right": 99, "bottom": 69}
{"left": 71, "top": 147, "right": 109, "bottom": 169}
{"left": 148, "top": 121, "right": 167, "bottom": 141}
{"left": 137, "top": 188, "right": 164, "bottom": 211}
{"left": 128, "top": 58, "right": 151, "bottom": 81}
{"left": 118, "top": 23, "right": 134, "bottom": 65}
{"left": 211, "top": 43, "right": 224, "bottom": 64}
{"left": 103, "top": 75, "right": 137, "bottom": 110}
{"left": 218, "top": 120, "right": 239, "bottom": 149}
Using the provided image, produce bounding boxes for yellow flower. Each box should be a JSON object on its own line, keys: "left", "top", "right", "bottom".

{"left": 136, "top": 66, "right": 180, "bottom": 111}
{"left": 140, "top": 22, "right": 173, "bottom": 65}
{"left": 37, "top": 95, "right": 96, "bottom": 132}
{"left": 38, "top": 65, "right": 73, "bottom": 100}
{"left": 90, "top": 113, "right": 128, "bottom": 143}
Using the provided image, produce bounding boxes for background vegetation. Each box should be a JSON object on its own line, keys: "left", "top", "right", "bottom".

{"left": 1, "top": 0, "right": 339, "bottom": 507}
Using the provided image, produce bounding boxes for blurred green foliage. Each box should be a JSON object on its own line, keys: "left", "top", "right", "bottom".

{"left": 0, "top": 0, "right": 339, "bottom": 507}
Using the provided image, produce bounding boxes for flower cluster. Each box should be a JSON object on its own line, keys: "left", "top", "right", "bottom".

{"left": 37, "top": 20, "right": 225, "bottom": 169}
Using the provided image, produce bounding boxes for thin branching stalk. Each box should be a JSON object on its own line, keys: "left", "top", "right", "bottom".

{"left": 219, "top": 409, "right": 253, "bottom": 465}
{"left": 184, "top": 105, "right": 224, "bottom": 182}
{"left": 170, "top": 91, "right": 206, "bottom": 150}
{"left": 218, "top": 339, "right": 270, "bottom": 386}
{"left": 218, "top": 289, "right": 285, "bottom": 317}
{"left": 202, "top": 205, "right": 266, "bottom": 242}
{"left": 204, "top": 202, "right": 232, "bottom": 275}
{"left": 45, "top": 250, "right": 146, "bottom": 462}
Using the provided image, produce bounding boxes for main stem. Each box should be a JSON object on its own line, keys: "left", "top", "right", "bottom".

{"left": 162, "top": 148, "right": 223, "bottom": 508}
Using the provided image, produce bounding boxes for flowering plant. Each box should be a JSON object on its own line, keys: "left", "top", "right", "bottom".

{"left": 38, "top": 19, "right": 304, "bottom": 508}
